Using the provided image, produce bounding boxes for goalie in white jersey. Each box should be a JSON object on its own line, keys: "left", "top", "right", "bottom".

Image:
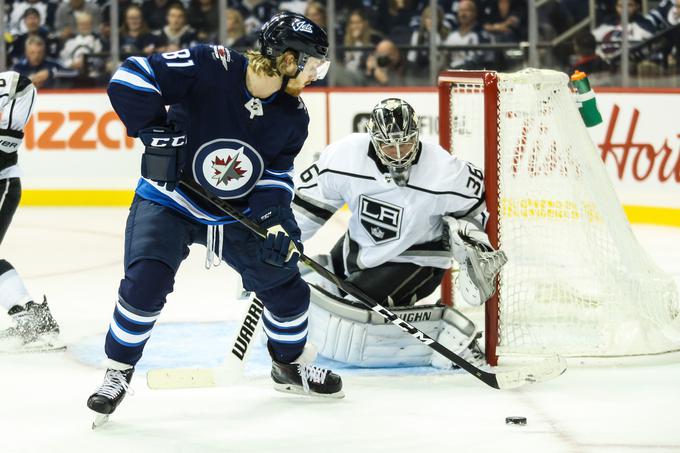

{"left": 293, "top": 98, "right": 507, "bottom": 368}
{"left": 0, "top": 71, "right": 62, "bottom": 351}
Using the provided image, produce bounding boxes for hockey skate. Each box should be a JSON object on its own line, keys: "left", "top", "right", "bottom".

{"left": 269, "top": 343, "right": 344, "bottom": 399}
{"left": 87, "top": 366, "right": 135, "bottom": 428}
{"left": 0, "top": 297, "right": 64, "bottom": 352}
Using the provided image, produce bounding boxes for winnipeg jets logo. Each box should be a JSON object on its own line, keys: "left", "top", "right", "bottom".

{"left": 193, "top": 139, "right": 263, "bottom": 199}
{"left": 211, "top": 151, "right": 248, "bottom": 187}
{"left": 292, "top": 19, "right": 313, "bottom": 33}
{"left": 359, "top": 195, "right": 403, "bottom": 244}
{"left": 210, "top": 45, "right": 230, "bottom": 71}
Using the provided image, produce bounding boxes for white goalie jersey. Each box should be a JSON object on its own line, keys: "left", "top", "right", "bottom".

{"left": 293, "top": 133, "right": 487, "bottom": 272}
{"left": 0, "top": 71, "right": 36, "bottom": 179}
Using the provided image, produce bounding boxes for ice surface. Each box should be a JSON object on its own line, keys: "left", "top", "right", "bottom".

{"left": 1, "top": 208, "right": 679, "bottom": 453}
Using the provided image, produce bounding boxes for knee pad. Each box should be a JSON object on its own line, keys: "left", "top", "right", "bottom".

{"left": 119, "top": 259, "right": 175, "bottom": 312}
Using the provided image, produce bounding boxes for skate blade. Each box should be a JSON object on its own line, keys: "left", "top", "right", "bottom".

{"left": 273, "top": 383, "right": 345, "bottom": 399}
{"left": 18, "top": 333, "right": 66, "bottom": 353}
{"left": 0, "top": 335, "right": 65, "bottom": 354}
{"left": 92, "top": 414, "right": 110, "bottom": 430}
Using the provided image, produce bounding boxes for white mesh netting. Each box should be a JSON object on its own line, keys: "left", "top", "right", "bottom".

{"left": 448, "top": 68, "right": 680, "bottom": 358}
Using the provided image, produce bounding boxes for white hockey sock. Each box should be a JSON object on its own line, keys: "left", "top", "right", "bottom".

{"left": 0, "top": 268, "right": 32, "bottom": 312}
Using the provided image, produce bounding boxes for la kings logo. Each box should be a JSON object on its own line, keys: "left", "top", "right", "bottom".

{"left": 359, "top": 195, "right": 403, "bottom": 244}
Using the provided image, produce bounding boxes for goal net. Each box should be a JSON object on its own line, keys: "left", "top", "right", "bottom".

{"left": 438, "top": 69, "right": 680, "bottom": 365}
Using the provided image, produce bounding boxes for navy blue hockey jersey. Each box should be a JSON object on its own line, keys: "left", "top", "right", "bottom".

{"left": 108, "top": 45, "right": 309, "bottom": 224}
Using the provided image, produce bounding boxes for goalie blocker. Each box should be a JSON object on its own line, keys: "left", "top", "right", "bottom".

{"left": 306, "top": 281, "right": 485, "bottom": 368}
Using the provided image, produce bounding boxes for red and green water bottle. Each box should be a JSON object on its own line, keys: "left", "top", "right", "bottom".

{"left": 570, "top": 70, "right": 603, "bottom": 128}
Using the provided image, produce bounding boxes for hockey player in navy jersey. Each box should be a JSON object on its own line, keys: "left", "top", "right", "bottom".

{"left": 0, "top": 71, "right": 62, "bottom": 352}
{"left": 293, "top": 98, "right": 507, "bottom": 369}
{"left": 87, "top": 12, "right": 341, "bottom": 423}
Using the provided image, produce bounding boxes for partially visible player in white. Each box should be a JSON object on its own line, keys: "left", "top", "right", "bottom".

{"left": 293, "top": 98, "right": 506, "bottom": 368}
{"left": 0, "top": 70, "right": 62, "bottom": 351}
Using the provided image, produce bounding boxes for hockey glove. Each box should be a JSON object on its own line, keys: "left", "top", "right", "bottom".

{"left": 256, "top": 207, "right": 303, "bottom": 268}
{"left": 443, "top": 216, "right": 507, "bottom": 306}
{"left": 138, "top": 126, "right": 187, "bottom": 191}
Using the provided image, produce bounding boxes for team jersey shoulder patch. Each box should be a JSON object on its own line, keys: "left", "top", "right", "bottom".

{"left": 192, "top": 138, "right": 264, "bottom": 199}
{"left": 210, "top": 45, "right": 231, "bottom": 71}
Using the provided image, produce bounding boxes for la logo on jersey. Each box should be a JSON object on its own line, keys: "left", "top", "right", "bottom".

{"left": 359, "top": 195, "right": 403, "bottom": 244}
{"left": 193, "top": 138, "right": 263, "bottom": 199}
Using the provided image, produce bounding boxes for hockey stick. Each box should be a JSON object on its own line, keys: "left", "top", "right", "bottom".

{"left": 146, "top": 296, "right": 264, "bottom": 389}
{"left": 175, "top": 181, "right": 566, "bottom": 390}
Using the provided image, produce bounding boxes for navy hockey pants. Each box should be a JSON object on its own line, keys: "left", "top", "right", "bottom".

{"left": 105, "top": 196, "right": 310, "bottom": 366}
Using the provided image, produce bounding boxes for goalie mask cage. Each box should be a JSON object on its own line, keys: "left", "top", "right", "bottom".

{"left": 438, "top": 69, "right": 680, "bottom": 366}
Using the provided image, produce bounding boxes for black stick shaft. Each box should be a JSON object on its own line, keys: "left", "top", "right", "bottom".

{"left": 178, "top": 181, "right": 501, "bottom": 389}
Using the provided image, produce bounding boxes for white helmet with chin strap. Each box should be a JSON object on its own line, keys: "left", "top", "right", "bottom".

{"left": 366, "top": 98, "right": 420, "bottom": 186}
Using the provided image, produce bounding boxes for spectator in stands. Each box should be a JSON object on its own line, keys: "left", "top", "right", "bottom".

{"left": 188, "top": 0, "right": 219, "bottom": 43}
{"left": 224, "top": 8, "right": 252, "bottom": 49}
{"left": 592, "top": 0, "right": 656, "bottom": 60}
{"left": 343, "top": 9, "right": 383, "bottom": 74}
{"left": 154, "top": 3, "right": 198, "bottom": 52}
{"left": 410, "top": 0, "right": 462, "bottom": 32}
{"left": 569, "top": 30, "right": 611, "bottom": 76}
{"left": 648, "top": 0, "right": 680, "bottom": 29}
{"left": 9, "top": 7, "right": 59, "bottom": 64}
{"left": 120, "top": 4, "right": 159, "bottom": 56}
{"left": 13, "top": 35, "right": 76, "bottom": 89}
{"left": 59, "top": 11, "right": 104, "bottom": 78}
{"left": 376, "top": 0, "right": 415, "bottom": 44}
{"left": 304, "top": 2, "right": 326, "bottom": 29}
{"left": 407, "top": 6, "right": 450, "bottom": 75}
{"left": 141, "top": 0, "right": 172, "bottom": 32}
{"left": 55, "top": 0, "right": 102, "bottom": 42}
{"left": 482, "top": 0, "right": 524, "bottom": 42}
{"left": 234, "top": 0, "right": 280, "bottom": 35}
{"left": 7, "top": 0, "right": 51, "bottom": 35}
{"left": 99, "top": 0, "right": 136, "bottom": 27}
{"left": 364, "top": 38, "right": 406, "bottom": 86}
{"left": 443, "top": 0, "right": 492, "bottom": 70}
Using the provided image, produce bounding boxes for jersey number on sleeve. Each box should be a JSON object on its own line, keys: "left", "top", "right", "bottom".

{"left": 162, "top": 49, "right": 194, "bottom": 68}
{"left": 300, "top": 163, "right": 320, "bottom": 184}
{"left": 466, "top": 164, "right": 484, "bottom": 197}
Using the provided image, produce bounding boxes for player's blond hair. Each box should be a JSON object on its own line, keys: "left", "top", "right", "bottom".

{"left": 245, "top": 50, "right": 292, "bottom": 77}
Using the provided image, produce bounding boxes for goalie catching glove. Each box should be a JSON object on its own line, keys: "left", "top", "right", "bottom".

{"left": 443, "top": 216, "right": 507, "bottom": 306}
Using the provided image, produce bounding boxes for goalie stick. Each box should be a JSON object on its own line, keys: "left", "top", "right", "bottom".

{"left": 146, "top": 296, "right": 264, "bottom": 389}
{"left": 168, "top": 181, "right": 566, "bottom": 390}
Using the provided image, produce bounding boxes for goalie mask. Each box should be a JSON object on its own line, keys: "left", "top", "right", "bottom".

{"left": 366, "top": 98, "right": 420, "bottom": 186}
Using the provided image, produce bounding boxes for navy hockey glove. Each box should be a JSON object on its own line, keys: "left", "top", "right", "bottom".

{"left": 255, "top": 207, "right": 303, "bottom": 268}
{"left": 138, "top": 126, "right": 187, "bottom": 191}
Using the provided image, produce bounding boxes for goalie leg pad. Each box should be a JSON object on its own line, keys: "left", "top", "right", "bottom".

{"left": 307, "top": 285, "right": 446, "bottom": 367}
{"left": 430, "top": 308, "right": 486, "bottom": 369}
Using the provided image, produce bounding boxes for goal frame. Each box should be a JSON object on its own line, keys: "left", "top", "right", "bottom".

{"left": 438, "top": 70, "right": 501, "bottom": 365}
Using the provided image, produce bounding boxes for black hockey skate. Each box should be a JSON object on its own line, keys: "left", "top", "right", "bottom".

{"left": 87, "top": 367, "right": 135, "bottom": 428}
{"left": 0, "top": 297, "right": 63, "bottom": 351}
{"left": 269, "top": 343, "right": 344, "bottom": 398}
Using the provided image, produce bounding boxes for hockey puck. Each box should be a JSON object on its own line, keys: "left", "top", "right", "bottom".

{"left": 505, "top": 416, "right": 527, "bottom": 425}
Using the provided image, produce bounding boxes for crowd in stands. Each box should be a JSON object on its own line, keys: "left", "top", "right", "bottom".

{"left": 2, "top": 0, "right": 679, "bottom": 88}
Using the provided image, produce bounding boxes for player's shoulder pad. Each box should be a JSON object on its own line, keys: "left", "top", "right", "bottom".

{"left": 321, "top": 133, "right": 371, "bottom": 169}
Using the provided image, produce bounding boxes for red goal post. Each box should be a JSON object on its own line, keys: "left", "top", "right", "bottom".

{"left": 438, "top": 71, "right": 501, "bottom": 365}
